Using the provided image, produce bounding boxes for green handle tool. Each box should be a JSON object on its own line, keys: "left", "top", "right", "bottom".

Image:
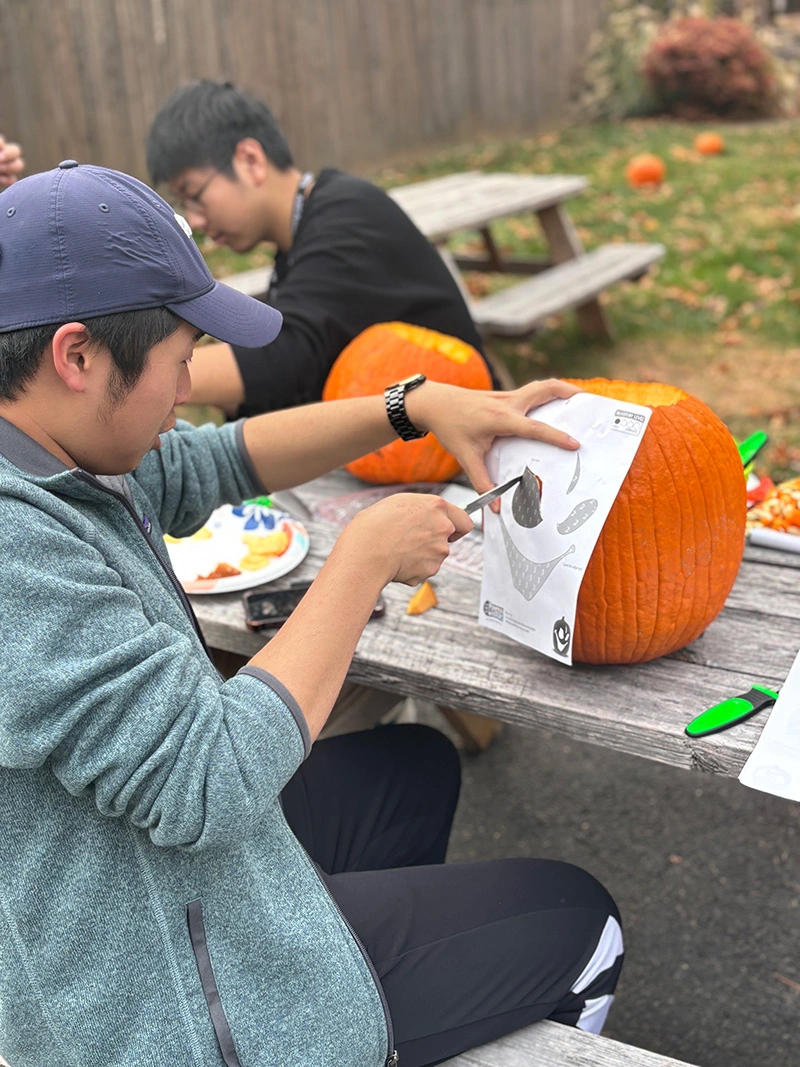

{"left": 737, "top": 431, "right": 768, "bottom": 472}
{"left": 685, "top": 684, "right": 779, "bottom": 738}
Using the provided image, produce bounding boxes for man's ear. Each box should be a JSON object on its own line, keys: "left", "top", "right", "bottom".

{"left": 232, "top": 138, "right": 270, "bottom": 185}
{"left": 50, "top": 322, "right": 97, "bottom": 394}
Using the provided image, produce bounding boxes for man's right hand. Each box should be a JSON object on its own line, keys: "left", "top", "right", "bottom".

{"left": 0, "top": 136, "right": 24, "bottom": 189}
{"left": 343, "top": 493, "right": 474, "bottom": 587}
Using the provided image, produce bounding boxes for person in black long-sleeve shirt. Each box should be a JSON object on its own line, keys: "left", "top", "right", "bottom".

{"left": 146, "top": 80, "right": 494, "bottom": 418}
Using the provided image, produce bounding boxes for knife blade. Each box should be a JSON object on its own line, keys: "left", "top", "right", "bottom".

{"left": 464, "top": 475, "right": 523, "bottom": 515}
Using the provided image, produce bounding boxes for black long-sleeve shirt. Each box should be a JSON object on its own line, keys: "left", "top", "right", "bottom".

{"left": 232, "top": 168, "right": 492, "bottom": 416}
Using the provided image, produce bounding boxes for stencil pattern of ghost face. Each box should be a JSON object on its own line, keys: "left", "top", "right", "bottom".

{"left": 512, "top": 467, "right": 544, "bottom": 528}
{"left": 557, "top": 497, "right": 598, "bottom": 535}
{"left": 499, "top": 513, "right": 576, "bottom": 601}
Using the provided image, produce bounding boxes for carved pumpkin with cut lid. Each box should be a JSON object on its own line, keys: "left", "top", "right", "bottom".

{"left": 323, "top": 322, "right": 492, "bottom": 484}
{"left": 565, "top": 379, "right": 746, "bottom": 664}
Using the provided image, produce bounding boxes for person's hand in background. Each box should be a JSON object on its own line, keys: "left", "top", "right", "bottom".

{"left": 0, "top": 135, "right": 24, "bottom": 189}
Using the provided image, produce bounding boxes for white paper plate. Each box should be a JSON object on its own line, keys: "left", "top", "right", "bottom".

{"left": 165, "top": 502, "right": 310, "bottom": 594}
{"left": 747, "top": 526, "right": 800, "bottom": 555}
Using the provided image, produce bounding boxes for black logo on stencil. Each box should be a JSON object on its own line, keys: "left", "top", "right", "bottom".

{"left": 552, "top": 616, "right": 571, "bottom": 657}
{"left": 483, "top": 600, "right": 504, "bottom": 622}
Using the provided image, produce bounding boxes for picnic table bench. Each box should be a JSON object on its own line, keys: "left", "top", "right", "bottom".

{"left": 219, "top": 170, "right": 664, "bottom": 345}
{"left": 441, "top": 1019, "right": 698, "bottom": 1067}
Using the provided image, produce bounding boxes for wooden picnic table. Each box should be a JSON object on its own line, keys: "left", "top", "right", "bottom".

{"left": 192, "top": 471, "right": 799, "bottom": 782}
{"left": 221, "top": 170, "right": 664, "bottom": 344}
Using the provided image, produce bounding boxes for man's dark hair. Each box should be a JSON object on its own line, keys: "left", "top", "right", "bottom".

{"left": 146, "top": 80, "right": 294, "bottom": 185}
{"left": 0, "top": 307, "right": 183, "bottom": 403}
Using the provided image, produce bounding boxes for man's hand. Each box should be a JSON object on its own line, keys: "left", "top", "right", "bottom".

{"left": 247, "top": 491, "right": 471, "bottom": 740}
{"left": 343, "top": 493, "right": 474, "bottom": 587}
{"left": 0, "top": 136, "right": 24, "bottom": 190}
{"left": 405, "top": 378, "right": 581, "bottom": 510}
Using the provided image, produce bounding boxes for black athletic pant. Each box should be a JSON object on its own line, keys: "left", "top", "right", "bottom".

{"left": 281, "top": 724, "right": 623, "bottom": 1067}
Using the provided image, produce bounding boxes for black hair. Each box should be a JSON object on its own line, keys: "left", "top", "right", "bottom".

{"left": 146, "top": 80, "right": 294, "bottom": 185}
{"left": 0, "top": 307, "right": 183, "bottom": 403}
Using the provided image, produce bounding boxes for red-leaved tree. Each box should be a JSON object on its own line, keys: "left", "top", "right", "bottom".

{"left": 642, "top": 16, "right": 776, "bottom": 118}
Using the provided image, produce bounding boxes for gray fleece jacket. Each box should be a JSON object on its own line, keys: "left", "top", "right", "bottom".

{"left": 0, "top": 417, "right": 390, "bottom": 1067}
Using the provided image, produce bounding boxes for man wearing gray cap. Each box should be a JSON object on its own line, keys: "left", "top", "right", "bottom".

{"left": 0, "top": 163, "right": 622, "bottom": 1067}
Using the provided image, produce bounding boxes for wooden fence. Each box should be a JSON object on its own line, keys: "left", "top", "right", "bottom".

{"left": 0, "top": 0, "right": 607, "bottom": 182}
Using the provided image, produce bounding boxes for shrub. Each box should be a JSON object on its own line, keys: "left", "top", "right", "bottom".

{"left": 642, "top": 16, "right": 777, "bottom": 118}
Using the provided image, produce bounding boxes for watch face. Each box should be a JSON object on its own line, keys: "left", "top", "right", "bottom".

{"left": 397, "top": 373, "right": 426, "bottom": 390}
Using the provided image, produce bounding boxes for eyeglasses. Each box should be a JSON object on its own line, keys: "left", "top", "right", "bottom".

{"left": 179, "top": 170, "right": 221, "bottom": 214}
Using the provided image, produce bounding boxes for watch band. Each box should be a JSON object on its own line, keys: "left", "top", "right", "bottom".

{"left": 384, "top": 375, "right": 428, "bottom": 442}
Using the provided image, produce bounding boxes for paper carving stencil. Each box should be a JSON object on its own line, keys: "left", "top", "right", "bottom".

{"left": 480, "top": 393, "right": 651, "bottom": 664}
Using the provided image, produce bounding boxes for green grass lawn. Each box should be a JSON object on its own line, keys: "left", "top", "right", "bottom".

{"left": 201, "top": 118, "right": 800, "bottom": 481}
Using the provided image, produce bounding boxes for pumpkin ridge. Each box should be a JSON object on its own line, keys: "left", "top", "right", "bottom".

{"left": 656, "top": 405, "right": 710, "bottom": 652}
{"left": 645, "top": 425, "right": 678, "bottom": 660}
{"left": 662, "top": 400, "right": 743, "bottom": 648}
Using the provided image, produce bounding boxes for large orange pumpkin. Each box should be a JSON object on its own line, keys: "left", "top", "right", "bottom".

{"left": 323, "top": 322, "right": 492, "bottom": 483}
{"left": 565, "top": 379, "right": 746, "bottom": 664}
{"left": 625, "top": 153, "right": 667, "bottom": 187}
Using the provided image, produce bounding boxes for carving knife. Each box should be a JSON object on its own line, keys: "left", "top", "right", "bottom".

{"left": 464, "top": 475, "right": 523, "bottom": 515}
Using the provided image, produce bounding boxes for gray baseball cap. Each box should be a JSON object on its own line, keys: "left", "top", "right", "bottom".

{"left": 0, "top": 160, "right": 282, "bottom": 346}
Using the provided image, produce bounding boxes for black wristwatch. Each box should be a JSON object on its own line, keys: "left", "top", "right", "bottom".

{"left": 384, "top": 374, "right": 428, "bottom": 441}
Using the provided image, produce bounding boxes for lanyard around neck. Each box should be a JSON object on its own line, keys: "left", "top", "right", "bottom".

{"left": 291, "top": 171, "right": 315, "bottom": 237}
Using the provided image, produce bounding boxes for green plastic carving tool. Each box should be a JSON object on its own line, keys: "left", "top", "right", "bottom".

{"left": 737, "top": 431, "right": 768, "bottom": 470}
{"left": 685, "top": 684, "right": 779, "bottom": 738}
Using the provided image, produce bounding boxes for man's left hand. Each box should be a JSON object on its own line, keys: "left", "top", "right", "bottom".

{"left": 405, "top": 378, "right": 582, "bottom": 511}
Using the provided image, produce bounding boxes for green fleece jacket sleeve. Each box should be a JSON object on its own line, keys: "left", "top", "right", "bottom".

{"left": 0, "top": 503, "right": 306, "bottom": 851}
{"left": 132, "top": 418, "right": 265, "bottom": 537}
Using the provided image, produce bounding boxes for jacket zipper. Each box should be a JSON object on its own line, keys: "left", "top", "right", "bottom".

{"left": 304, "top": 854, "right": 398, "bottom": 1066}
{"left": 73, "top": 471, "right": 209, "bottom": 654}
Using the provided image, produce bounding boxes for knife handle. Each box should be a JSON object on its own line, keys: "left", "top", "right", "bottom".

{"left": 685, "top": 684, "right": 779, "bottom": 738}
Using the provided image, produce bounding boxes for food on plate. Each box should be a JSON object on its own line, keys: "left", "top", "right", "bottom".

{"left": 239, "top": 527, "right": 292, "bottom": 570}
{"left": 406, "top": 580, "right": 438, "bottom": 615}
{"left": 164, "top": 526, "right": 212, "bottom": 544}
{"left": 198, "top": 562, "right": 242, "bottom": 581}
{"left": 746, "top": 477, "right": 800, "bottom": 535}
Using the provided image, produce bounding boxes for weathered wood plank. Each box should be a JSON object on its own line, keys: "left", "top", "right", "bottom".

{"left": 470, "top": 244, "right": 666, "bottom": 335}
{"left": 441, "top": 1019, "right": 698, "bottom": 1067}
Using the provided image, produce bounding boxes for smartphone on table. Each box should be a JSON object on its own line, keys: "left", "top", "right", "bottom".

{"left": 243, "top": 580, "right": 386, "bottom": 632}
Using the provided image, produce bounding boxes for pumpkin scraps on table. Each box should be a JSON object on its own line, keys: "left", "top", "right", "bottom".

{"left": 406, "top": 581, "right": 438, "bottom": 616}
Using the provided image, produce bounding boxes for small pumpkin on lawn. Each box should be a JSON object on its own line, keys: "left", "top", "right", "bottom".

{"left": 564, "top": 379, "right": 746, "bottom": 665}
{"left": 625, "top": 153, "right": 667, "bottom": 187}
{"left": 694, "top": 131, "right": 725, "bottom": 155}
{"left": 323, "top": 322, "right": 492, "bottom": 484}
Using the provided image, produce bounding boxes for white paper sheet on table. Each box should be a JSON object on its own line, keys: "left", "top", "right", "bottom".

{"left": 739, "top": 650, "right": 800, "bottom": 802}
{"left": 479, "top": 392, "right": 652, "bottom": 664}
